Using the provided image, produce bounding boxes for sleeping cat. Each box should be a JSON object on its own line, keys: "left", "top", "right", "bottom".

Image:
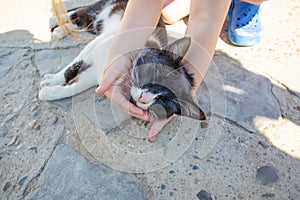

{"left": 40, "top": 0, "right": 205, "bottom": 139}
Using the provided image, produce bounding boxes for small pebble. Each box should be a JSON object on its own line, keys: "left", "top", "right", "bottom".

{"left": 192, "top": 165, "right": 199, "bottom": 170}
{"left": 200, "top": 122, "right": 208, "bottom": 128}
{"left": 3, "top": 91, "right": 11, "bottom": 96}
{"left": 160, "top": 184, "right": 166, "bottom": 190}
{"left": 256, "top": 166, "right": 279, "bottom": 185}
{"left": 196, "top": 190, "right": 212, "bottom": 200}
{"left": 3, "top": 182, "right": 11, "bottom": 192}
{"left": 51, "top": 116, "right": 58, "bottom": 124}
{"left": 18, "top": 176, "right": 28, "bottom": 186}
{"left": 294, "top": 106, "right": 300, "bottom": 111}
{"left": 261, "top": 193, "right": 275, "bottom": 198}
{"left": 4, "top": 91, "right": 16, "bottom": 96}
{"left": 258, "top": 140, "right": 269, "bottom": 148}
{"left": 169, "top": 192, "right": 174, "bottom": 196}
{"left": 29, "top": 119, "right": 37, "bottom": 129}
{"left": 4, "top": 114, "right": 17, "bottom": 123}
{"left": 236, "top": 136, "right": 244, "bottom": 143}
{"left": 31, "top": 111, "right": 39, "bottom": 118}
{"left": 7, "top": 136, "right": 18, "bottom": 146}
{"left": 29, "top": 147, "right": 38, "bottom": 153}
{"left": 34, "top": 124, "right": 41, "bottom": 130}
{"left": 30, "top": 105, "right": 38, "bottom": 112}
{"left": 169, "top": 170, "right": 175, "bottom": 174}
{"left": 193, "top": 155, "right": 200, "bottom": 159}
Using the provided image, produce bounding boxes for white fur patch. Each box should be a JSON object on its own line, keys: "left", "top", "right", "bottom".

{"left": 130, "top": 86, "right": 159, "bottom": 110}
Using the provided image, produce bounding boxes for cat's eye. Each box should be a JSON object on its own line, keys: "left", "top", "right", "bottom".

{"left": 147, "top": 83, "right": 154, "bottom": 88}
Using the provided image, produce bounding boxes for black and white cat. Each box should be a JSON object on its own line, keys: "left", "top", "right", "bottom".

{"left": 39, "top": 0, "right": 205, "bottom": 122}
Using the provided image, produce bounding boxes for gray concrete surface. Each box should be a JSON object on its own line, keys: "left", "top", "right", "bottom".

{"left": 1, "top": 0, "right": 300, "bottom": 199}
{"left": 27, "top": 145, "right": 146, "bottom": 200}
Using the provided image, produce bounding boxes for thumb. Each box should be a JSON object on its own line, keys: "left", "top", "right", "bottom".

{"left": 95, "top": 68, "right": 120, "bottom": 94}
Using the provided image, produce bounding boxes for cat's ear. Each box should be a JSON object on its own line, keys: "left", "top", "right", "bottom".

{"left": 164, "top": 37, "right": 191, "bottom": 62}
{"left": 177, "top": 97, "right": 206, "bottom": 120}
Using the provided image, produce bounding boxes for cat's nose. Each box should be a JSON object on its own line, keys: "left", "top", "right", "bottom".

{"left": 138, "top": 92, "right": 151, "bottom": 104}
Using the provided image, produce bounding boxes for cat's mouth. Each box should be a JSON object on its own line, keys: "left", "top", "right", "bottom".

{"left": 130, "top": 86, "right": 159, "bottom": 110}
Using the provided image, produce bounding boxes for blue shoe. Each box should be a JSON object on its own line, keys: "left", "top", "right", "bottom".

{"left": 228, "top": 0, "right": 262, "bottom": 46}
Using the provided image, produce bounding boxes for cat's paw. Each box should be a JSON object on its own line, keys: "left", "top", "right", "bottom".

{"left": 40, "top": 74, "right": 55, "bottom": 87}
{"left": 49, "top": 16, "right": 58, "bottom": 31}
{"left": 51, "top": 23, "right": 77, "bottom": 40}
{"left": 40, "top": 74, "right": 65, "bottom": 87}
{"left": 49, "top": 13, "right": 75, "bottom": 40}
{"left": 51, "top": 27, "right": 66, "bottom": 40}
{"left": 39, "top": 86, "right": 58, "bottom": 101}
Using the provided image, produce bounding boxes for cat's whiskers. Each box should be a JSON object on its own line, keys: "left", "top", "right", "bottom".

{"left": 164, "top": 65, "right": 186, "bottom": 78}
{"left": 132, "top": 69, "right": 140, "bottom": 87}
{"left": 152, "top": 55, "right": 164, "bottom": 79}
{"left": 148, "top": 109, "right": 158, "bottom": 121}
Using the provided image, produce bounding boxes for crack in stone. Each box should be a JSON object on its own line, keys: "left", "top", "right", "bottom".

{"left": 22, "top": 138, "right": 62, "bottom": 199}
{"left": 269, "top": 84, "right": 285, "bottom": 118}
{"left": 2, "top": 43, "right": 87, "bottom": 51}
{"left": 266, "top": 74, "right": 300, "bottom": 100}
{"left": 212, "top": 114, "right": 258, "bottom": 134}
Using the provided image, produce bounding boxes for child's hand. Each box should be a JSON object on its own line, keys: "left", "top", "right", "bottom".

{"left": 95, "top": 56, "right": 149, "bottom": 121}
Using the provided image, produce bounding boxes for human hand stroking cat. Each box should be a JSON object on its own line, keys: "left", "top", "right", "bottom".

{"left": 95, "top": 56, "right": 148, "bottom": 121}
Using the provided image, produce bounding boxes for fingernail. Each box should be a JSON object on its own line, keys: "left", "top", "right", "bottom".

{"left": 95, "top": 85, "right": 102, "bottom": 93}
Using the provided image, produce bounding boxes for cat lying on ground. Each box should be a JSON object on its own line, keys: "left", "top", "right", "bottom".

{"left": 39, "top": 0, "right": 205, "bottom": 141}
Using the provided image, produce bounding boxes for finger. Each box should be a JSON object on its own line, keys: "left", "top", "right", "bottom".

{"left": 126, "top": 102, "right": 149, "bottom": 120}
{"left": 128, "top": 104, "right": 149, "bottom": 121}
{"left": 104, "top": 89, "right": 146, "bottom": 117}
{"left": 95, "top": 68, "right": 121, "bottom": 94}
{"left": 95, "top": 61, "right": 124, "bottom": 94}
{"left": 96, "top": 55, "right": 131, "bottom": 94}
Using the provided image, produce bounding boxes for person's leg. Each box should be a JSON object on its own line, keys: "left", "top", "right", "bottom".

{"left": 162, "top": 0, "right": 191, "bottom": 24}
{"left": 184, "top": 0, "right": 231, "bottom": 89}
{"left": 242, "top": 0, "right": 266, "bottom": 5}
{"left": 228, "top": 0, "right": 267, "bottom": 46}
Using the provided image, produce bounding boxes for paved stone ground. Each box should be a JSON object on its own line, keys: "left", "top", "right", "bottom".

{"left": 1, "top": 0, "right": 300, "bottom": 199}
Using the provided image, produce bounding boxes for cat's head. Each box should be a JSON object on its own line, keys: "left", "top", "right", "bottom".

{"left": 130, "top": 37, "right": 206, "bottom": 121}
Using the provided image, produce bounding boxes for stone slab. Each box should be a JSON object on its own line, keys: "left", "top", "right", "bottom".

{"left": 35, "top": 48, "right": 83, "bottom": 77}
{"left": 197, "top": 51, "right": 282, "bottom": 132}
{"left": 0, "top": 48, "right": 27, "bottom": 79}
{"left": 28, "top": 145, "right": 146, "bottom": 200}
